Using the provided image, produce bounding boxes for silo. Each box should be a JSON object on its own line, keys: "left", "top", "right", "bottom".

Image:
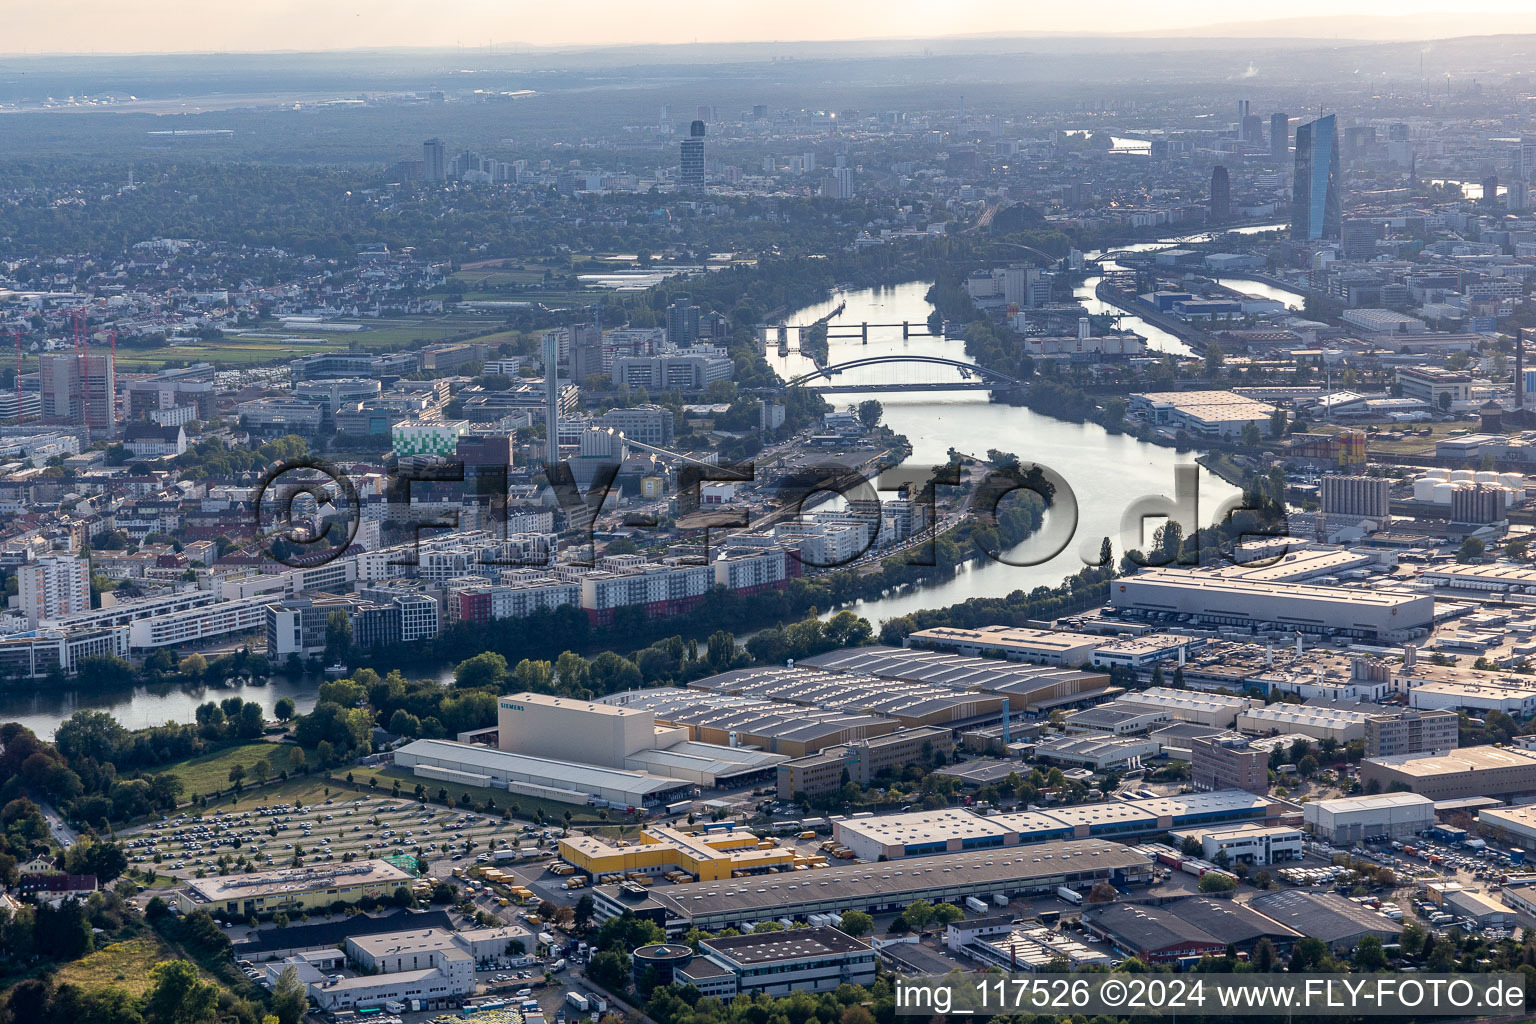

{"left": 1433, "top": 482, "right": 1458, "bottom": 504}
{"left": 1476, "top": 471, "right": 1500, "bottom": 484}
{"left": 1413, "top": 478, "right": 1439, "bottom": 502}
{"left": 1501, "top": 472, "right": 1525, "bottom": 489}
{"left": 1450, "top": 470, "right": 1475, "bottom": 482}
{"left": 1424, "top": 468, "right": 1450, "bottom": 480}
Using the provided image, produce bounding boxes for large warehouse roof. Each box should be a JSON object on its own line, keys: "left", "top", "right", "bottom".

{"left": 394, "top": 739, "right": 687, "bottom": 802}
{"left": 1364, "top": 744, "right": 1536, "bottom": 778}
{"left": 1246, "top": 891, "right": 1400, "bottom": 946}
{"left": 601, "top": 839, "right": 1150, "bottom": 928}
{"left": 798, "top": 646, "right": 1109, "bottom": 701}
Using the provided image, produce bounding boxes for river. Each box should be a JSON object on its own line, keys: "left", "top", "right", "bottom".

{"left": 0, "top": 675, "right": 320, "bottom": 740}
{"left": 768, "top": 279, "right": 1242, "bottom": 626}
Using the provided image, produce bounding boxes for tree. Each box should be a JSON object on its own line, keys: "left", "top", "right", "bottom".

{"left": 144, "top": 960, "right": 219, "bottom": 1024}
{"left": 272, "top": 965, "right": 308, "bottom": 1024}
{"left": 838, "top": 910, "right": 874, "bottom": 937}
{"left": 1198, "top": 873, "right": 1237, "bottom": 893}
{"left": 932, "top": 902, "right": 965, "bottom": 925}
{"left": 1088, "top": 882, "right": 1118, "bottom": 904}
{"left": 1353, "top": 934, "right": 1387, "bottom": 972}
{"left": 1458, "top": 537, "right": 1486, "bottom": 563}
{"left": 455, "top": 651, "right": 509, "bottom": 689}
{"left": 177, "top": 653, "right": 207, "bottom": 677}
{"left": 573, "top": 893, "right": 595, "bottom": 931}
{"left": 1241, "top": 421, "right": 1262, "bottom": 447}
{"left": 857, "top": 399, "right": 883, "bottom": 429}
{"left": 900, "top": 898, "right": 935, "bottom": 931}
{"left": 228, "top": 763, "right": 246, "bottom": 791}
{"left": 274, "top": 697, "right": 296, "bottom": 722}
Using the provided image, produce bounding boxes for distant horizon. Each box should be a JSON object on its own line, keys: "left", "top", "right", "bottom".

{"left": 8, "top": 3, "right": 1536, "bottom": 57}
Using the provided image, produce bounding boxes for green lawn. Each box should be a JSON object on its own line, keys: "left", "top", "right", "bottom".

{"left": 154, "top": 741, "right": 299, "bottom": 798}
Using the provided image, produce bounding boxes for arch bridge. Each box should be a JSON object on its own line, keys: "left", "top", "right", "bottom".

{"left": 783, "top": 355, "right": 1025, "bottom": 393}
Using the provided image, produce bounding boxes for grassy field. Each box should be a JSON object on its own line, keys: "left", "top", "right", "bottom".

{"left": 155, "top": 741, "right": 299, "bottom": 797}
{"left": 55, "top": 935, "right": 187, "bottom": 999}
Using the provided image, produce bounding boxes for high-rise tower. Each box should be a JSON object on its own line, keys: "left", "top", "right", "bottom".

{"left": 1270, "top": 113, "right": 1289, "bottom": 160}
{"left": 1209, "top": 165, "right": 1231, "bottom": 223}
{"left": 679, "top": 120, "right": 706, "bottom": 187}
{"left": 423, "top": 138, "right": 446, "bottom": 183}
{"left": 1291, "top": 114, "right": 1342, "bottom": 241}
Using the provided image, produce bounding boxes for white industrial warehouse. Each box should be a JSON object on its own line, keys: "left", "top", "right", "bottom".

{"left": 1302, "top": 793, "right": 1435, "bottom": 842}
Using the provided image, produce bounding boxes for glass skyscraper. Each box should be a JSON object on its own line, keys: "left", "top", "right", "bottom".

{"left": 1291, "top": 114, "right": 1341, "bottom": 241}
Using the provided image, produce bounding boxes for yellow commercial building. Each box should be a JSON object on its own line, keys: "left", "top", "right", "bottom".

{"left": 559, "top": 825, "right": 793, "bottom": 882}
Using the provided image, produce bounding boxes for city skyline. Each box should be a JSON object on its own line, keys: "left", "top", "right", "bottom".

{"left": 10, "top": 1, "right": 1536, "bottom": 55}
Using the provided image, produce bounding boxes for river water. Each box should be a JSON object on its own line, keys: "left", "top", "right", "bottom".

{"left": 0, "top": 675, "right": 320, "bottom": 740}
{"left": 769, "top": 279, "right": 1242, "bottom": 626}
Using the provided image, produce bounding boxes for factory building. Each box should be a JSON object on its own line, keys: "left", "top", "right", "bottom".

{"left": 1109, "top": 569, "right": 1434, "bottom": 640}
{"left": 1166, "top": 823, "right": 1305, "bottom": 866}
{"left": 602, "top": 688, "right": 898, "bottom": 758}
{"left": 1245, "top": 891, "right": 1400, "bottom": 952}
{"left": 1032, "top": 734, "right": 1161, "bottom": 769}
{"left": 1191, "top": 734, "right": 1269, "bottom": 795}
{"left": 830, "top": 791, "right": 1272, "bottom": 860}
{"left": 1235, "top": 704, "right": 1374, "bottom": 744}
{"left": 798, "top": 646, "right": 1116, "bottom": 712}
{"left": 1477, "top": 805, "right": 1536, "bottom": 850}
{"left": 1302, "top": 793, "right": 1436, "bottom": 842}
{"left": 1115, "top": 688, "right": 1252, "bottom": 729}
{"left": 1364, "top": 708, "right": 1458, "bottom": 757}
{"left": 175, "top": 861, "right": 415, "bottom": 918}
{"left": 775, "top": 727, "right": 955, "bottom": 801}
{"left": 686, "top": 928, "right": 877, "bottom": 998}
{"left": 593, "top": 839, "right": 1155, "bottom": 934}
{"left": 1360, "top": 745, "right": 1536, "bottom": 800}
{"left": 1319, "top": 475, "right": 1391, "bottom": 519}
{"left": 689, "top": 665, "right": 1007, "bottom": 729}
{"left": 903, "top": 624, "right": 1102, "bottom": 665}
{"left": 1084, "top": 898, "right": 1301, "bottom": 964}
{"left": 559, "top": 825, "right": 794, "bottom": 881}
{"left": 1409, "top": 680, "right": 1536, "bottom": 716}
{"left": 393, "top": 738, "right": 692, "bottom": 808}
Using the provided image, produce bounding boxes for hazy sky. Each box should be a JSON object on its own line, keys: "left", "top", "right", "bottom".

{"left": 9, "top": 0, "right": 1536, "bottom": 54}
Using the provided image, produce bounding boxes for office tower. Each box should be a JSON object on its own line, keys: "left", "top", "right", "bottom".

{"left": 543, "top": 331, "right": 560, "bottom": 469}
{"left": 696, "top": 105, "right": 715, "bottom": 123}
{"left": 1236, "top": 99, "right": 1250, "bottom": 124}
{"left": 1270, "top": 113, "right": 1289, "bottom": 160}
{"left": 1291, "top": 114, "right": 1342, "bottom": 241}
{"left": 19, "top": 555, "right": 90, "bottom": 626}
{"left": 1209, "top": 165, "right": 1231, "bottom": 223}
{"left": 422, "top": 138, "right": 446, "bottom": 183}
{"left": 1242, "top": 114, "right": 1264, "bottom": 144}
{"left": 666, "top": 296, "right": 701, "bottom": 346}
{"left": 679, "top": 120, "right": 706, "bottom": 186}
{"left": 1341, "top": 219, "right": 1380, "bottom": 260}
{"left": 752, "top": 104, "right": 768, "bottom": 120}
{"left": 658, "top": 104, "right": 670, "bottom": 126}
{"left": 1481, "top": 169, "right": 1500, "bottom": 207}
{"left": 40, "top": 352, "right": 115, "bottom": 435}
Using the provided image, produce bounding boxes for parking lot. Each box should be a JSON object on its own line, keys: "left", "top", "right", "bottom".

{"left": 120, "top": 795, "right": 549, "bottom": 879}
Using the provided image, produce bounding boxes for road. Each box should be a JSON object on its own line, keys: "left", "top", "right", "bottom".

{"left": 36, "top": 796, "right": 77, "bottom": 849}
